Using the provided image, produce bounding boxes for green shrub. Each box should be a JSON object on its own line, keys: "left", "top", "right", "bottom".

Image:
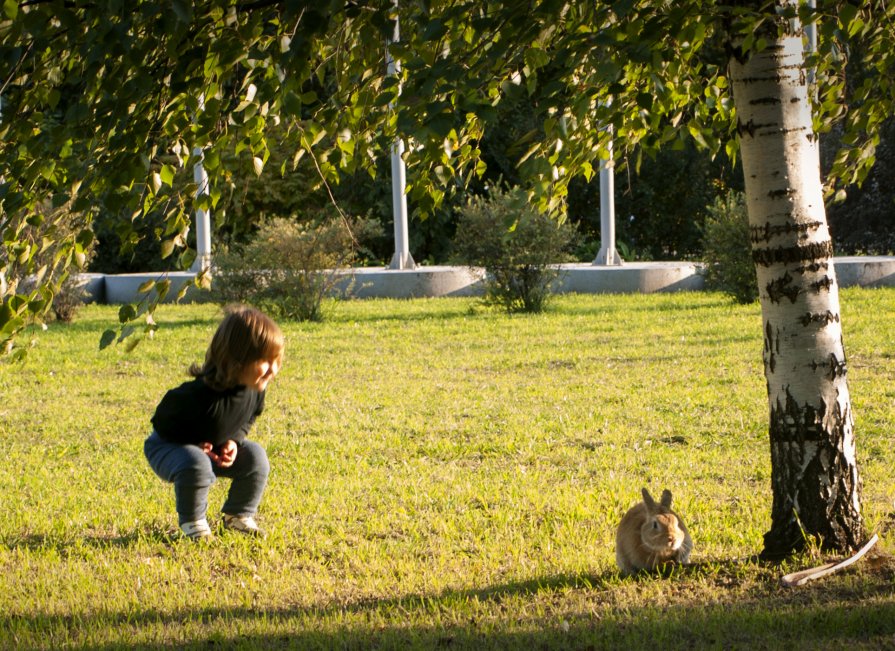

{"left": 212, "top": 216, "right": 382, "bottom": 321}
{"left": 451, "top": 186, "right": 576, "bottom": 313}
{"left": 50, "top": 275, "right": 92, "bottom": 323}
{"left": 3, "top": 202, "right": 96, "bottom": 325}
{"left": 701, "top": 190, "right": 757, "bottom": 304}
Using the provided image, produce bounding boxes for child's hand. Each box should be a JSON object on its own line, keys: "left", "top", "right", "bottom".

{"left": 201, "top": 440, "right": 237, "bottom": 468}
{"left": 216, "top": 440, "right": 238, "bottom": 468}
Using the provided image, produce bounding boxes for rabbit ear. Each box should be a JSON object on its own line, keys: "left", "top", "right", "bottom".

{"left": 641, "top": 488, "right": 657, "bottom": 510}
{"left": 660, "top": 489, "right": 673, "bottom": 508}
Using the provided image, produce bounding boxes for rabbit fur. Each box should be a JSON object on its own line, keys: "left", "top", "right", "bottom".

{"left": 615, "top": 487, "right": 693, "bottom": 575}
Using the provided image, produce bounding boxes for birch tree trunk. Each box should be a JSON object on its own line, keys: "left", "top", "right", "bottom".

{"left": 729, "top": 31, "right": 864, "bottom": 558}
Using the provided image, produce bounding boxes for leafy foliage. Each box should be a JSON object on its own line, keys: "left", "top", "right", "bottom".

{"left": 701, "top": 190, "right": 757, "bottom": 304}
{"left": 825, "top": 118, "right": 895, "bottom": 255}
{"left": 568, "top": 142, "right": 744, "bottom": 261}
{"left": 212, "top": 215, "right": 381, "bottom": 322}
{"left": 1, "top": 0, "right": 893, "bottom": 349}
{"left": 451, "top": 186, "right": 576, "bottom": 313}
{"left": 808, "top": 1, "right": 895, "bottom": 197}
{"left": 0, "top": 200, "right": 94, "bottom": 350}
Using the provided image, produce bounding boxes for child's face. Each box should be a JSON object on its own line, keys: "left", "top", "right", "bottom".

{"left": 238, "top": 356, "right": 281, "bottom": 392}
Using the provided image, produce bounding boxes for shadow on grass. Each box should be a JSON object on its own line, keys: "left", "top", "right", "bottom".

{"left": 3, "top": 527, "right": 185, "bottom": 551}
{"left": 42, "top": 315, "right": 221, "bottom": 336}
{"left": 548, "top": 293, "right": 742, "bottom": 317}
{"left": 5, "top": 561, "right": 895, "bottom": 650}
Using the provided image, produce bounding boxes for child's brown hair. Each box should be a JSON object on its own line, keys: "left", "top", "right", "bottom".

{"left": 190, "top": 305, "right": 284, "bottom": 391}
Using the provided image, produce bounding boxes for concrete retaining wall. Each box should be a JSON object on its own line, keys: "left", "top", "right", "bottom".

{"left": 77, "top": 257, "right": 895, "bottom": 304}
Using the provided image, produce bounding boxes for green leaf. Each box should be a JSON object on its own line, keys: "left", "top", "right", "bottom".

{"left": 117, "top": 325, "right": 136, "bottom": 343}
{"left": 524, "top": 47, "right": 550, "bottom": 72}
{"left": 422, "top": 19, "right": 447, "bottom": 41}
{"left": 159, "top": 164, "right": 176, "bottom": 186}
{"left": 3, "top": 0, "right": 18, "bottom": 20}
{"left": 99, "top": 329, "right": 116, "bottom": 350}
{"left": 203, "top": 149, "right": 221, "bottom": 171}
{"left": 283, "top": 91, "right": 303, "bottom": 115}
{"left": 178, "top": 248, "right": 197, "bottom": 270}
{"left": 118, "top": 304, "right": 137, "bottom": 323}
{"left": 156, "top": 279, "right": 171, "bottom": 301}
{"left": 838, "top": 4, "right": 859, "bottom": 31}
{"left": 725, "top": 139, "right": 738, "bottom": 164}
{"left": 160, "top": 239, "right": 176, "bottom": 259}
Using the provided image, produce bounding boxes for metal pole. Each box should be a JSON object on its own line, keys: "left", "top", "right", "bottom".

{"left": 386, "top": 0, "right": 415, "bottom": 270}
{"left": 594, "top": 116, "right": 622, "bottom": 266}
{"left": 805, "top": 0, "right": 817, "bottom": 87}
{"left": 192, "top": 94, "right": 212, "bottom": 272}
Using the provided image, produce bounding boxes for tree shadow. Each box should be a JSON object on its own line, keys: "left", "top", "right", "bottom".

{"left": 3, "top": 527, "right": 180, "bottom": 551}
{"left": 549, "top": 293, "right": 742, "bottom": 317}
{"left": 6, "top": 559, "right": 895, "bottom": 650}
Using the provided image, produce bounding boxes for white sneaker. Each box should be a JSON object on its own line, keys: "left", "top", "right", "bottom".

{"left": 180, "top": 519, "right": 213, "bottom": 539}
{"left": 222, "top": 514, "right": 264, "bottom": 537}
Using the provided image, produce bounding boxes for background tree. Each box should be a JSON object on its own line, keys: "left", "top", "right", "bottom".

{"left": 2, "top": 0, "right": 893, "bottom": 557}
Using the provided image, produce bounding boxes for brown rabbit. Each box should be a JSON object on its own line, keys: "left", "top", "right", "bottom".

{"left": 615, "top": 487, "right": 693, "bottom": 575}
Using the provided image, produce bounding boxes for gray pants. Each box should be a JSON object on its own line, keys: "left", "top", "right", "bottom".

{"left": 144, "top": 431, "right": 270, "bottom": 524}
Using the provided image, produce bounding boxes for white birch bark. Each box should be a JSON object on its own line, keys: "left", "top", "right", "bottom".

{"left": 729, "top": 32, "right": 863, "bottom": 556}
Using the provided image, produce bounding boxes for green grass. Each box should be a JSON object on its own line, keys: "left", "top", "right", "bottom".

{"left": 3, "top": 289, "right": 895, "bottom": 650}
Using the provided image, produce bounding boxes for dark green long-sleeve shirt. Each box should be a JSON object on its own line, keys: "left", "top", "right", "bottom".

{"left": 151, "top": 378, "right": 265, "bottom": 447}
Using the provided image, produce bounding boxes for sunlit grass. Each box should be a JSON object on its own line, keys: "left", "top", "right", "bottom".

{"left": 2, "top": 289, "right": 895, "bottom": 649}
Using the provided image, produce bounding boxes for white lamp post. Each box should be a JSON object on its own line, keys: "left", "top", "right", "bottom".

{"left": 386, "top": 0, "right": 415, "bottom": 270}
{"left": 594, "top": 116, "right": 622, "bottom": 266}
{"left": 192, "top": 95, "right": 212, "bottom": 272}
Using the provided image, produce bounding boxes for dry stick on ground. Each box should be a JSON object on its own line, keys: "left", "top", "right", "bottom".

{"left": 780, "top": 534, "right": 879, "bottom": 587}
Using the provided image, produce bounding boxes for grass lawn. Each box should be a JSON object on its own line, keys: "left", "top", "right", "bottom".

{"left": 2, "top": 289, "right": 895, "bottom": 650}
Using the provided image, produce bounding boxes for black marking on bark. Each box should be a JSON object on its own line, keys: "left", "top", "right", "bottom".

{"left": 767, "top": 188, "right": 795, "bottom": 199}
{"left": 750, "top": 221, "right": 823, "bottom": 244}
{"left": 766, "top": 273, "right": 801, "bottom": 304}
{"left": 799, "top": 311, "right": 839, "bottom": 327}
{"left": 737, "top": 118, "right": 777, "bottom": 137}
{"left": 764, "top": 386, "right": 863, "bottom": 557}
{"left": 738, "top": 75, "right": 788, "bottom": 84}
{"left": 829, "top": 354, "right": 848, "bottom": 380}
{"left": 798, "top": 261, "right": 829, "bottom": 274}
{"left": 811, "top": 275, "right": 834, "bottom": 292}
{"left": 758, "top": 126, "right": 808, "bottom": 137}
{"left": 753, "top": 240, "right": 834, "bottom": 267}
{"left": 750, "top": 97, "right": 782, "bottom": 105}
{"left": 810, "top": 352, "right": 847, "bottom": 381}
{"left": 769, "top": 388, "right": 826, "bottom": 444}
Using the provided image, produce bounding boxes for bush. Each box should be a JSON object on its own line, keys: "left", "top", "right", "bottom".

{"left": 451, "top": 186, "right": 576, "bottom": 313}
{"left": 50, "top": 275, "right": 91, "bottom": 323}
{"left": 212, "top": 216, "right": 382, "bottom": 322}
{"left": 701, "top": 190, "right": 757, "bottom": 304}
{"left": 3, "top": 203, "right": 96, "bottom": 325}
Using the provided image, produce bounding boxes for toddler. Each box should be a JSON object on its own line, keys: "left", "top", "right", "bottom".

{"left": 144, "top": 305, "right": 284, "bottom": 538}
